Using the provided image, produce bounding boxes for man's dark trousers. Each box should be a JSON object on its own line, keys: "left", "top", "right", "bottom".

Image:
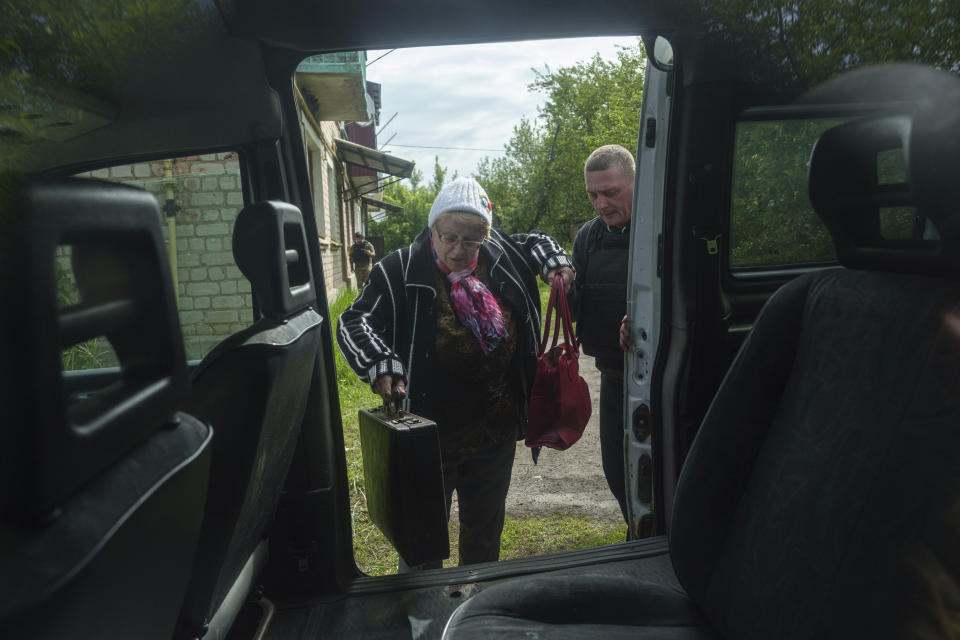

{"left": 599, "top": 372, "right": 627, "bottom": 524}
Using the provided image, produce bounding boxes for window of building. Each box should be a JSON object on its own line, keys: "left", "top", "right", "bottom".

{"left": 327, "top": 160, "right": 340, "bottom": 237}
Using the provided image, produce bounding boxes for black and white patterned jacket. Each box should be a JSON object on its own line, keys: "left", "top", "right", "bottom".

{"left": 337, "top": 225, "right": 573, "bottom": 420}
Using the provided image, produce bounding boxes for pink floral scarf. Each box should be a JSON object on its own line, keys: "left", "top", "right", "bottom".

{"left": 433, "top": 242, "right": 508, "bottom": 356}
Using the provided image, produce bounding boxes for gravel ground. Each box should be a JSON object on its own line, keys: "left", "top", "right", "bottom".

{"left": 449, "top": 354, "right": 623, "bottom": 523}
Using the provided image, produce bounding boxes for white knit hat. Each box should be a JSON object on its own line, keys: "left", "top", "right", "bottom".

{"left": 428, "top": 177, "right": 494, "bottom": 227}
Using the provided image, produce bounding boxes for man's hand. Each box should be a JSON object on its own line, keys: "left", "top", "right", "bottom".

{"left": 545, "top": 266, "right": 575, "bottom": 294}
{"left": 373, "top": 374, "right": 406, "bottom": 405}
{"left": 619, "top": 315, "right": 632, "bottom": 351}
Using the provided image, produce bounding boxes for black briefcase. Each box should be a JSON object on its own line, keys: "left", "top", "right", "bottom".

{"left": 358, "top": 402, "right": 449, "bottom": 566}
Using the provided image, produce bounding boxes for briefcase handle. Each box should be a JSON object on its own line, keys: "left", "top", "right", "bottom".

{"left": 384, "top": 387, "right": 406, "bottom": 418}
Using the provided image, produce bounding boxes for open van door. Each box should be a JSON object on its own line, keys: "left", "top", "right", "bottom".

{"left": 623, "top": 43, "right": 673, "bottom": 540}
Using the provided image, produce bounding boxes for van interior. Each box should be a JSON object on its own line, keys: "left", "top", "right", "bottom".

{"left": 1, "top": 1, "right": 958, "bottom": 639}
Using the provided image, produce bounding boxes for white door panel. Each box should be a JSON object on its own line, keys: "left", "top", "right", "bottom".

{"left": 624, "top": 59, "right": 671, "bottom": 538}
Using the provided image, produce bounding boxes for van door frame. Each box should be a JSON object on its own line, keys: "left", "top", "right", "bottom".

{"left": 624, "top": 57, "right": 672, "bottom": 540}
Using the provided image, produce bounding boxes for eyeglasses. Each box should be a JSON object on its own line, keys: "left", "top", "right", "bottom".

{"left": 433, "top": 228, "right": 484, "bottom": 251}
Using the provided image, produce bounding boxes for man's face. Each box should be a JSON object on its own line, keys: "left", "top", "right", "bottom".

{"left": 585, "top": 167, "right": 634, "bottom": 228}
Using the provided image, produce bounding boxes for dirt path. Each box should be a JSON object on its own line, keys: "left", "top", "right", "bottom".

{"left": 505, "top": 353, "right": 622, "bottom": 521}
{"left": 449, "top": 354, "right": 622, "bottom": 523}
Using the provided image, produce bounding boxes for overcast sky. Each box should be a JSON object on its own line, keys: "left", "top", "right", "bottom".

{"left": 364, "top": 36, "right": 640, "bottom": 182}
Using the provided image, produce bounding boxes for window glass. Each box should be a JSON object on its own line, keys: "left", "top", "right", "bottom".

{"left": 313, "top": 149, "right": 327, "bottom": 236}
{"left": 326, "top": 161, "right": 339, "bottom": 237}
{"left": 74, "top": 152, "right": 251, "bottom": 363}
{"left": 729, "top": 118, "right": 845, "bottom": 269}
{"left": 329, "top": 163, "right": 342, "bottom": 241}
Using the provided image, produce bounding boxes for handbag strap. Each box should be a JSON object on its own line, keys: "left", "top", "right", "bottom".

{"left": 538, "top": 276, "right": 558, "bottom": 355}
{"left": 539, "top": 275, "right": 580, "bottom": 357}
{"left": 554, "top": 276, "right": 579, "bottom": 357}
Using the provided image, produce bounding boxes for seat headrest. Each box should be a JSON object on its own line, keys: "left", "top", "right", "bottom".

{"left": 232, "top": 201, "right": 316, "bottom": 319}
{"left": 1, "top": 177, "right": 188, "bottom": 519}
{"left": 807, "top": 65, "right": 960, "bottom": 277}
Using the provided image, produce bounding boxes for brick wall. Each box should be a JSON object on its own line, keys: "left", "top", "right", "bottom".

{"left": 77, "top": 152, "right": 250, "bottom": 361}
{"left": 72, "top": 132, "right": 357, "bottom": 361}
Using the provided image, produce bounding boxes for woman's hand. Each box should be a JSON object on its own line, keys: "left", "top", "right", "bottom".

{"left": 373, "top": 374, "right": 406, "bottom": 405}
{"left": 545, "top": 266, "right": 575, "bottom": 294}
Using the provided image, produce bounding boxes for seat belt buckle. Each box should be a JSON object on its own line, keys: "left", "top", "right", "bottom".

{"left": 692, "top": 225, "right": 721, "bottom": 256}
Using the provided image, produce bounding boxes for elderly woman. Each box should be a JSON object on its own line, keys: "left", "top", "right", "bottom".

{"left": 337, "top": 177, "right": 574, "bottom": 567}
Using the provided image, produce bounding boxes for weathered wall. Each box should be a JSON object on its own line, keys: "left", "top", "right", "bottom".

{"left": 300, "top": 115, "right": 355, "bottom": 303}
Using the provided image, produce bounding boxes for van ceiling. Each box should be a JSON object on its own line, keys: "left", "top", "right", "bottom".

{"left": 15, "top": 0, "right": 676, "bottom": 173}
{"left": 217, "top": 0, "right": 668, "bottom": 51}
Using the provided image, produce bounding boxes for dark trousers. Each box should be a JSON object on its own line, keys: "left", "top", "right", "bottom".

{"left": 442, "top": 436, "right": 516, "bottom": 565}
{"left": 600, "top": 372, "right": 628, "bottom": 524}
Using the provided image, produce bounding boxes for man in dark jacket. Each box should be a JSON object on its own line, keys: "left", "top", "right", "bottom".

{"left": 568, "top": 144, "right": 635, "bottom": 524}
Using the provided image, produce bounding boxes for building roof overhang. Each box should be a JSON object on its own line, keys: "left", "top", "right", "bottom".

{"left": 360, "top": 195, "right": 404, "bottom": 213}
{"left": 334, "top": 138, "right": 414, "bottom": 178}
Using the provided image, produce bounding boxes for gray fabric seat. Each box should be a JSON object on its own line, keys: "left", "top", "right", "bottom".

{"left": 444, "top": 68, "right": 960, "bottom": 640}
{"left": 176, "top": 201, "right": 324, "bottom": 640}
{"left": 0, "top": 178, "right": 212, "bottom": 640}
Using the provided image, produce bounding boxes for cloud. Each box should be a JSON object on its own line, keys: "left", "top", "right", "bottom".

{"left": 366, "top": 36, "right": 639, "bottom": 180}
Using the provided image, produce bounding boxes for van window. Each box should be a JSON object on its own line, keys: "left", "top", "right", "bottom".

{"left": 73, "top": 152, "right": 250, "bottom": 365}
{"left": 728, "top": 118, "right": 844, "bottom": 270}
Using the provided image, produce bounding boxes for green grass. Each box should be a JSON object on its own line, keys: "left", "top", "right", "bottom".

{"left": 329, "top": 290, "right": 394, "bottom": 573}
{"left": 501, "top": 515, "right": 627, "bottom": 558}
{"left": 332, "top": 286, "right": 625, "bottom": 576}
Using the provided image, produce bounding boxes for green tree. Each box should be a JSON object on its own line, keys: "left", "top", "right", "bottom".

{"left": 729, "top": 117, "right": 923, "bottom": 268}
{"left": 1, "top": 0, "right": 210, "bottom": 95}
{"left": 476, "top": 41, "right": 646, "bottom": 242}
{"left": 0, "top": 0, "right": 212, "bottom": 169}
{"left": 700, "top": 0, "right": 960, "bottom": 92}
{"left": 370, "top": 157, "right": 451, "bottom": 254}
{"left": 728, "top": 119, "right": 842, "bottom": 267}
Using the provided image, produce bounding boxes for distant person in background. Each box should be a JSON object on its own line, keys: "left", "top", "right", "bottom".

{"left": 337, "top": 177, "right": 574, "bottom": 567}
{"left": 568, "top": 144, "right": 635, "bottom": 525}
{"left": 350, "top": 231, "right": 376, "bottom": 288}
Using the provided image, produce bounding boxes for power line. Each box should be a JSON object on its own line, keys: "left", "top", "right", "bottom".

{"left": 366, "top": 49, "right": 396, "bottom": 67}
{"left": 376, "top": 112, "right": 398, "bottom": 137}
{"left": 379, "top": 132, "right": 397, "bottom": 149}
{"left": 388, "top": 143, "right": 505, "bottom": 152}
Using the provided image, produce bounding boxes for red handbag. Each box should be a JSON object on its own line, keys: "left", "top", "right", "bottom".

{"left": 525, "top": 274, "right": 592, "bottom": 452}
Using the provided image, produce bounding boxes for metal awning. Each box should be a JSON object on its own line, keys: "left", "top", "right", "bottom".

{"left": 360, "top": 196, "right": 403, "bottom": 213}
{"left": 334, "top": 138, "right": 414, "bottom": 178}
